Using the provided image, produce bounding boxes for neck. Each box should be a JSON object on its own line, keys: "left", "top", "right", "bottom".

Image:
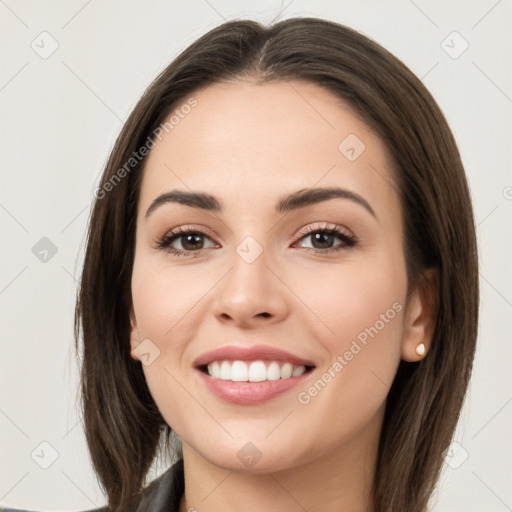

{"left": 178, "top": 409, "right": 382, "bottom": 512}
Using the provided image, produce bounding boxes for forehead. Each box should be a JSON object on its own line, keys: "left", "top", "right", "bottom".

{"left": 139, "top": 79, "right": 400, "bottom": 221}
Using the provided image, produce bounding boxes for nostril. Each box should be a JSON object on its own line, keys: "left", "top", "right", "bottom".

{"left": 258, "top": 312, "right": 271, "bottom": 318}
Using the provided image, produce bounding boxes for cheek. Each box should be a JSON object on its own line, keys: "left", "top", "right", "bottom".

{"left": 130, "top": 259, "right": 221, "bottom": 431}
{"left": 291, "top": 253, "right": 406, "bottom": 345}
{"left": 131, "top": 258, "right": 214, "bottom": 341}
{"left": 289, "top": 254, "right": 407, "bottom": 432}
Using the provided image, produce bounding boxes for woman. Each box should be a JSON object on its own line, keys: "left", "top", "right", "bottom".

{"left": 76, "top": 17, "right": 478, "bottom": 512}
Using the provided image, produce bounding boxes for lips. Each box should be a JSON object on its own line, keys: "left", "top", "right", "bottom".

{"left": 194, "top": 344, "right": 315, "bottom": 368}
{"left": 193, "top": 345, "right": 316, "bottom": 405}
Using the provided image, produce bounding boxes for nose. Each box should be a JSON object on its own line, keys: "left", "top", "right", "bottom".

{"left": 212, "top": 246, "right": 289, "bottom": 329}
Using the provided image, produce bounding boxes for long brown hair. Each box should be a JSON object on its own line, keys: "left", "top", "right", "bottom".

{"left": 75, "top": 17, "right": 479, "bottom": 512}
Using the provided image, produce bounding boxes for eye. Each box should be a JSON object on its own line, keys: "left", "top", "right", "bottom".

{"left": 155, "top": 223, "right": 356, "bottom": 257}
{"left": 156, "top": 227, "right": 217, "bottom": 256}
{"left": 293, "top": 224, "right": 356, "bottom": 253}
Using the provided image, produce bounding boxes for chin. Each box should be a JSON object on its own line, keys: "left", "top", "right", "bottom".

{"left": 183, "top": 432, "right": 315, "bottom": 475}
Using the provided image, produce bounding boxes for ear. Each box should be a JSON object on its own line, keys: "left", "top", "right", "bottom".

{"left": 401, "top": 268, "right": 438, "bottom": 362}
{"left": 129, "top": 304, "right": 141, "bottom": 360}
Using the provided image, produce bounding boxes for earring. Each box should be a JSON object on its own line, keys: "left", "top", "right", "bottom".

{"left": 415, "top": 343, "right": 426, "bottom": 357}
{"left": 130, "top": 348, "right": 139, "bottom": 361}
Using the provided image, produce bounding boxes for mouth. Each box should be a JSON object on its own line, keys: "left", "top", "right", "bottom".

{"left": 193, "top": 345, "right": 316, "bottom": 405}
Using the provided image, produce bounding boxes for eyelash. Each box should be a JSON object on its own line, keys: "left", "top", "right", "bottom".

{"left": 155, "top": 224, "right": 357, "bottom": 258}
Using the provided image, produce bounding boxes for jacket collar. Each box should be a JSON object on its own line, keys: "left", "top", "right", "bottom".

{"left": 134, "top": 459, "right": 184, "bottom": 512}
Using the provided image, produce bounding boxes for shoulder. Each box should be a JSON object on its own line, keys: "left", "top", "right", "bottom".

{"left": 83, "top": 459, "right": 184, "bottom": 512}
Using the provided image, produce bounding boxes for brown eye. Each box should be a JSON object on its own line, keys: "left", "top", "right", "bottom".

{"left": 310, "top": 232, "right": 335, "bottom": 249}
{"left": 156, "top": 228, "right": 217, "bottom": 255}
{"left": 296, "top": 228, "right": 356, "bottom": 252}
{"left": 180, "top": 233, "right": 206, "bottom": 251}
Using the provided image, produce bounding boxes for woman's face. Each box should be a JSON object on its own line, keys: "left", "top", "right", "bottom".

{"left": 130, "top": 80, "right": 423, "bottom": 473}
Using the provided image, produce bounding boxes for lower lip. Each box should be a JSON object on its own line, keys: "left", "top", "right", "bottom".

{"left": 197, "top": 369, "right": 312, "bottom": 405}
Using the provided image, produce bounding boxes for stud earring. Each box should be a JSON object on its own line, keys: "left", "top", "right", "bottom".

{"left": 415, "top": 343, "right": 426, "bottom": 357}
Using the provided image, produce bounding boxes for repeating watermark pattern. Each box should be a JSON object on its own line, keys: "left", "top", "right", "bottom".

{"left": 338, "top": 134, "right": 366, "bottom": 161}
{"left": 94, "top": 97, "right": 198, "bottom": 200}
{"left": 441, "top": 31, "right": 469, "bottom": 59}
{"left": 30, "top": 441, "right": 59, "bottom": 469}
{"left": 133, "top": 338, "right": 161, "bottom": 366}
{"left": 236, "top": 236, "right": 264, "bottom": 264}
{"left": 443, "top": 441, "right": 469, "bottom": 469}
{"left": 298, "top": 301, "right": 403, "bottom": 405}
{"left": 30, "top": 31, "right": 59, "bottom": 59}
{"left": 0, "top": 1, "right": 508, "bottom": 509}
{"left": 237, "top": 442, "right": 263, "bottom": 468}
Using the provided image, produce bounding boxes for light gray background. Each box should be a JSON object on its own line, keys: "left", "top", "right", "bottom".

{"left": 1, "top": 1, "right": 511, "bottom": 511}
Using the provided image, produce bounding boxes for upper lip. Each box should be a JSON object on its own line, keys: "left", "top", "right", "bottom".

{"left": 193, "top": 344, "right": 316, "bottom": 368}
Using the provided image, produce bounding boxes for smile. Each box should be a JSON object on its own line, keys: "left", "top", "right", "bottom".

{"left": 194, "top": 345, "right": 316, "bottom": 405}
{"left": 206, "top": 360, "right": 308, "bottom": 381}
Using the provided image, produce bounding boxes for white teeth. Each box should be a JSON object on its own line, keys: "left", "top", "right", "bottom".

{"left": 292, "top": 365, "right": 306, "bottom": 377}
{"left": 208, "top": 361, "right": 219, "bottom": 378}
{"left": 205, "top": 360, "right": 310, "bottom": 381}
{"left": 231, "top": 360, "right": 249, "bottom": 381}
{"left": 267, "top": 361, "right": 281, "bottom": 381}
{"left": 220, "top": 361, "right": 231, "bottom": 379}
{"left": 280, "top": 362, "right": 293, "bottom": 379}
{"left": 248, "top": 360, "right": 267, "bottom": 382}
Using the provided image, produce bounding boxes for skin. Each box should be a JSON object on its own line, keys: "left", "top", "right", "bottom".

{"left": 129, "top": 80, "right": 435, "bottom": 512}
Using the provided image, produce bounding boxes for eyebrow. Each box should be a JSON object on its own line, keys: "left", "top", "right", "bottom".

{"left": 144, "top": 187, "right": 376, "bottom": 219}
